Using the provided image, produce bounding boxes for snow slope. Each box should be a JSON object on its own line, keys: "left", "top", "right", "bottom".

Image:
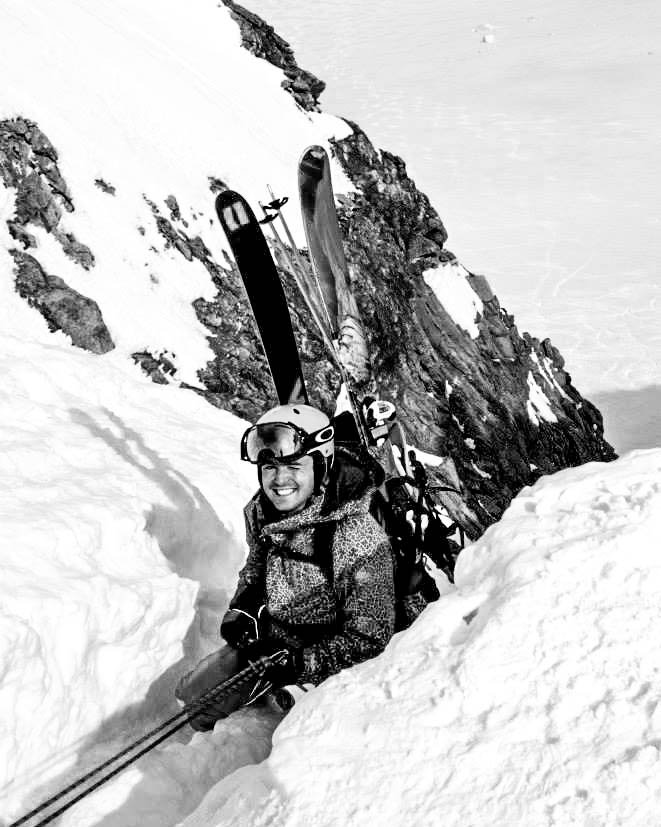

{"left": 0, "top": 290, "right": 258, "bottom": 818}
{"left": 247, "top": 0, "right": 661, "bottom": 453}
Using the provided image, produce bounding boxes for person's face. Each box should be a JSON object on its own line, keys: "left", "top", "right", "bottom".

{"left": 260, "top": 454, "right": 315, "bottom": 514}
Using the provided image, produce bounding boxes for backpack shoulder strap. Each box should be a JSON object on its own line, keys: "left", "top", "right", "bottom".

{"left": 313, "top": 521, "right": 336, "bottom": 583}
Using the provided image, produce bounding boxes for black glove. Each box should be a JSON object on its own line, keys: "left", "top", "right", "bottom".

{"left": 220, "top": 603, "right": 268, "bottom": 650}
{"left": 240, "top": 639, "right": 302, "bottom": 691}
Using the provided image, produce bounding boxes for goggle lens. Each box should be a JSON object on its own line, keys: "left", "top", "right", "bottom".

{"left": 243, "top": 423, "right": 306, "bottom": 464}
{"left": 241, "top": 422, "right": 334, "bottom": 464}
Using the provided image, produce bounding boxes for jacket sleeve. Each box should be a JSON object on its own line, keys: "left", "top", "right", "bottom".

{"left": 297, "top": 514, "right": 396, "bottom": 685}
{"left": 220, "top": 506, "right": 267, "bottom": 644}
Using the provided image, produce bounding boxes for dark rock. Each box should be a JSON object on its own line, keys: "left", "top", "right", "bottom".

{"left": 165, "top": 195, "right": 181, "bottom": 221}
{"left": 53, "top": 230, "right": 95, "bottom": 269}
{"left": 208, "top": 176, "right": 228, "bottom": 194}
{"left": 315, "top": 121, "right": 617, "bottom": 535}
{"left": 220, "top": 0, "right": 325, "bottom": 112}
{"left": 0, "top": 117, "right": 93, "bottom": 263}
{"left": 174, "top": 236, "right": 193, "bottom": 261}
{"left": 94, "top": 178, "right": 116, "bottom": 195}
{"left": 11, "top": 251, "right": 114, "bottom": 354}
{"left": 188, "top": 236, "right": 211, "bottom": 259}
{"left": 467, "top": 273, "right": 495, "bottom": 302}
{"left": 7, "top": 220, "right": 37, "bottom": 249}
{"left": 16, "top": 171, "right": 62, "bottom": 230}
{"left": 132, "top": 350, "right": 177, "bottom": 384}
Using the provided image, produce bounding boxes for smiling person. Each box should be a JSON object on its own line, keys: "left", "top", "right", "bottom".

{"left": 176, "top": 403, "right": 396, "bottom": 731}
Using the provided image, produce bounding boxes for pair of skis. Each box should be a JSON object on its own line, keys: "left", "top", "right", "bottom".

{"left": 215, "top": 145, "right": 370, "bottom": 444}
{"left": 214, "top": 146, "right": 423, "bottom": 464}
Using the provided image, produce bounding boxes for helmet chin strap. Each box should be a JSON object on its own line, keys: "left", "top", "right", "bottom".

{"left": 313, "top": 453, "right": 333, "bottom": 495}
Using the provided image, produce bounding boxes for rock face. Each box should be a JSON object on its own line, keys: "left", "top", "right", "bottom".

{"left": 326, "top": 124, "right": 615, "bottom": 534}
{"left": 1, "top": 117, "right": 112, "bottom": 351}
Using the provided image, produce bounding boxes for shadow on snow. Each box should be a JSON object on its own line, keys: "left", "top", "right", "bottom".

{"left": 16, "top": 408, "right": 256, "bottom": 827}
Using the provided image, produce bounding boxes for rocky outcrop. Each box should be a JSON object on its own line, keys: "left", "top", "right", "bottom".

{"left": 94, "top": 178, "right": 116, "bottom": 196}
{"left": 131, "top": 350, "right": 177, "bottom": 385}
{"left": 1, "top": 117, "right": 110, "bottom": 351}
{"left": 327, "top": 123, "right": 614, "bottom": 533}
{"left": 220, "top": 0, "right": 325, "bottom": 112}
{"left": 214, "top": 4, "right": 615, "bottom": 534}
{"left": 11, "top": 250, "right": 114, "bottom": 353}
{"left": 0, "top": 118, "right": 95, "bottom": 267}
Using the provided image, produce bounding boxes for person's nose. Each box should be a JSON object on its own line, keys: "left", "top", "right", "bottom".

{"left": 273, "top": 465, "right": 293, "bottom": 484}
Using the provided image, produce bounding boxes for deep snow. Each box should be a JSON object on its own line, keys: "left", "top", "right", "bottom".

{"left": 182, "top": 449, "right": 661, "bottom": 827}
{"left": 2, "top": 1, "right": 660, "bottom": 826}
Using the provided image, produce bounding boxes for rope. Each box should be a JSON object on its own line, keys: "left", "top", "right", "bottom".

{"left": 8, "top": 652, "right": 285, "bottom": 827}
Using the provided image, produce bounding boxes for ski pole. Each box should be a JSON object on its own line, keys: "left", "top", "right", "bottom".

{"left": 268, "top": 189, "right": 371, "bottom": 447}
{"left": 9, "top": 652, "right": 287, "bottom": 827}
{"left": 260, "top": 196, "right": 372, "bottom": 448}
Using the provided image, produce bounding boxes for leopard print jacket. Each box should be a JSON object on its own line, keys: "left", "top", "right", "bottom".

{"left": 226, "top": 450, "right": 396, "bottom": 686}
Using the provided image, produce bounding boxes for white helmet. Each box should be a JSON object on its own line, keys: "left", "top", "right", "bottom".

{"left": 241, "top": 404, "right": 335, "bottom": 488}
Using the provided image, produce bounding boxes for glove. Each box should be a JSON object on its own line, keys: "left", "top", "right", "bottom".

{"left": 175, "top": 646, "right": 249, "bottom": 731}
{"left": 220, "top": 603, "right": 268, "bottom": 650}
{"left": 240, "top": 639, "right": 302, "bottom": 691}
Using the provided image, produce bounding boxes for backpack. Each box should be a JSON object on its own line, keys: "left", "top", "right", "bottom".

{"left": 320, "top": 417, "right": 463, "bottom": 631}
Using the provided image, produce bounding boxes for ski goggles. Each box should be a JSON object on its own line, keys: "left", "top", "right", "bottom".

{"left": 240, "top": 421, "right": 334, "bottom": 465}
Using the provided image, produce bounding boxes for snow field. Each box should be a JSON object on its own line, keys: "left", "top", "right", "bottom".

{"left": 58, "top": 706, "right": 285, "bottom": 827}
{"left": 182, "top": 449, "right": 661, "bottom": 827}
{"left": 0, "top": 318, "right": 259, "bottom": 819}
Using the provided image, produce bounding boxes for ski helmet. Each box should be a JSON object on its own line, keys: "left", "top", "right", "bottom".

{"left": 241, "top": 403, "right": 335, "bottom": 491}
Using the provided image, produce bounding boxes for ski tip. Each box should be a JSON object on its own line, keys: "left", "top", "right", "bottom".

{"left": 215, "top": 190, "right": 256, "bottom": 232}
{"left": 298, "top": 145, "right": 327, "bottom": 177}
{"left": 299, "top": 144, "right": 326, "bottom": 161}
{"left": 214, "top": 189, "right": 243, "bottom": 212}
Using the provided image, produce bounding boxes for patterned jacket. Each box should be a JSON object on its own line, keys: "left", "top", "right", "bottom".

{"left": 225, "top": 448, "right": 396, "bottom": 686}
